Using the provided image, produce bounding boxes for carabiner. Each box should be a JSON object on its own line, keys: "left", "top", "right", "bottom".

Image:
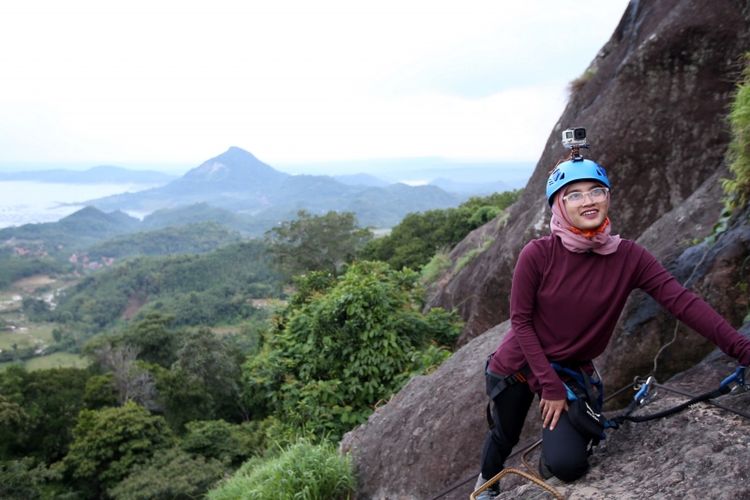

{"left": 719, "top": 366, "right": 747, "bottom": 391}
{"left": 634, "top": 376, "right": 655, "bottom": 405}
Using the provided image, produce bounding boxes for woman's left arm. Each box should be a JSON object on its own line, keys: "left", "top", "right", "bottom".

{"left": 636, "top": 248, "right": 750, "bottom": 365}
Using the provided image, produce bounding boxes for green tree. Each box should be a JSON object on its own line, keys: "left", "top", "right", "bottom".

{"left": 0, "top": 396, "right": 27, "bottom": 459}
{"left": 0, "top": 458, "right": 53, "bottom": 500}
{"left": 159, "top": 328, "right": 247, "bottom": 429}
{"left": 50, "top": 240, "right": 281, "bottom": 333}
{"left": 0, "top": 367, "right": 90, "bottom": 463}
{"left": 108, "top": 447, "right": 228, "bottom": 500}
{"left": 21, "top": 297, "right": 50, "bottom": 321}
{"left": 121, "top": 312, "right": 178, "bottom": 368}
{"left": 62, "top": 401, "right": 174, "bottom": 496}
{"left": 724, "top": 53, "right": 750, "bottom": 210}
{"left": 181, "top": 419, "right": 266, "bottom": 465}
{"left": 265, "top": 210, "right": 373, "bottom": 277}
{"left": 361, "top": 189, "right": 521, "bottom": 270}
{"left": 83, "top": 374, "right": 119, "bottom": 409}
{"left": 244, "top": 261, "right": 461, "bottom": 439}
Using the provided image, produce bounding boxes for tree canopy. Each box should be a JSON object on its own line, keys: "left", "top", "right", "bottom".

{"left": 243, "top": 261, "right": 461, "bottom": 439}
{"left": 265, "top": 210, "right": 373, "bottom": 277}
{"left": 62, "top": 402, "right": 174, "bottom": 496}
{"left": 361, "top": 190, "right": 521, "bottom": 270}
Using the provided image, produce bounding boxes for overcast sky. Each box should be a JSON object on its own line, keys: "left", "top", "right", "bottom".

{"left": 0, "top": 0, "right": 631, "bottom": 170}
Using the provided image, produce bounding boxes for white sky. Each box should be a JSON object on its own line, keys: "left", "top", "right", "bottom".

{"left": 0, "top": 0, "right": 631, "bottom": 170}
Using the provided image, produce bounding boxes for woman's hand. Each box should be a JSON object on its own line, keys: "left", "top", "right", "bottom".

{"left": 539, "top": 398, "right": 568, "bottom": 431}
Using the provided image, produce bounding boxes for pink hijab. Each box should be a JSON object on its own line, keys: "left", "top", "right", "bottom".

{"left": 549, "top": 187, "right": 621, "bottom": 255}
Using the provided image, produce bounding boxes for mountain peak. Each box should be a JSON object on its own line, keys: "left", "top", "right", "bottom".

{"left": 180, "top": 147, "right": 287, "bottom": 186}
{"left": 219, "top": 146, "right": 260, "bottom": 162}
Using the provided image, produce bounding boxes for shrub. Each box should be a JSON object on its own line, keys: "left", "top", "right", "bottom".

{"left": 361, "top": 190, "right": 521, "bottom": 271}
{"left": 108, "top": 448, "right": 228, "bottom": 500}
{"left": 61, "top": 402, "right": 174, "bottom": 495}
{"left": 181, "top": 419, "right": 266, "bottom": 466}
{"left": 243, "top": 261, "right": 461, "bottom": 440}
{"left": 454, "top": 236, "right": 496, "bottom": 274}
{"left": 420, "top": 249, "right": 452, "bottom": 285}
{"left": 0, "top": 458, "right": 50, "bottom": 500}
{"left": 723, "top": 53, "right": 750, "bottom": 210}
{"left": 569, "top": 67, "right": 597, "bottom": 95}
{"left": 207, "top": 439, "right": 355, "bottom": 500}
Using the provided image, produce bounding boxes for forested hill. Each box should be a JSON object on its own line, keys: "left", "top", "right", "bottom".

{"left": 86, "top": 146, "right": 463, "bottom": 228}
{"left": 47, "top": 240, "right": 281, "bottom": 332}
{"left": 0, "top": 206, "right": 141, "bottom": 251}
{"left": 0, "top": 207, "right": 241, "bottom": 259}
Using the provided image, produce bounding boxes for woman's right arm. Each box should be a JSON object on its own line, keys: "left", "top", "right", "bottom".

{"left": 510, "top": 242, "right": 567, "bottom": 402}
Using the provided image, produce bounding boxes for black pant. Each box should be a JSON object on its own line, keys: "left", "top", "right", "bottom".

{"left": 480, "top": 372, "right": 591, "bottom": 483}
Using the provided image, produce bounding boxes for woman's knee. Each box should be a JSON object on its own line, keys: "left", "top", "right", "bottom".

{"left": 543, "top": 451, "right": 589, "bottom": 482}
{"left": 541, "top": 413, "right": 591, "bottom": 482}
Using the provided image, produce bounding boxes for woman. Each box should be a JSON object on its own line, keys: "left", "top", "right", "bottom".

{"left": 475, "top": 157, "right": 750, "bottom": 498}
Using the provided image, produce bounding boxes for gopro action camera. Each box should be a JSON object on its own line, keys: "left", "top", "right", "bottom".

{"left": 561, "top": 127, "right": 587, "bottom": 149}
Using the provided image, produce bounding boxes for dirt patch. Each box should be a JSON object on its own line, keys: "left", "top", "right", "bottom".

{"left": 12, "top": 275, "right": 57, "bottom": 293}
{"left": 122, "top": 295, "right": 148, "bottom": 320}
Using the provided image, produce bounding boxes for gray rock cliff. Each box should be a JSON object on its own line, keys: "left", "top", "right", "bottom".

{"left": 342, "top": 0, "right": 750, "bottom": 497}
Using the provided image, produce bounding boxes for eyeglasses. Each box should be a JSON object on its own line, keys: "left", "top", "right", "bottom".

{"left": 562, "top": 187, "right": 609, "bottom": 206}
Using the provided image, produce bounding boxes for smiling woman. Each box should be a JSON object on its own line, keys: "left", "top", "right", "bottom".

{"left": 473, "top": 153, "right": 750, "bottom": 497}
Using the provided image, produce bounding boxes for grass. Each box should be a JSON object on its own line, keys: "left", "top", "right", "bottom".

{"left": 24, "top": 352, "right": 88, "bottom": 370}
{"left": 0, "top": 352, "right": 88, "bottom": 372}
{"left": 723, "top": 52, "right": 750, "bottom": 211}
{"left": 0, "top": 321, "right": 55, "bottom": 350}
{"left": 0, "top": 272, "right": 77, "bottom": 365}
{"left": 11, "top": 274, "right": 57, "bottom": 293}
{"left": 207, "top": 439, "right": 356, "bottom": 500}
{"left": 420, "top": 249, "right": 452, "bottom": 285}
{"left": 454, "top": 236, "right": 496, "bottom": 274}
{"left": 569, "top": 67, "right": 597, "bottom": 95}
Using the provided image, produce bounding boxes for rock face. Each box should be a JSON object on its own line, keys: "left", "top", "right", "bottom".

{"left": 427, "top": 0, "right": 750, "bottom": 345}
{"left": 342, "top": 0, "right": 750, "bottom": 498}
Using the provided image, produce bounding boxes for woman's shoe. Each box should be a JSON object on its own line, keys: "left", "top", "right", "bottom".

{"left": 474, "top": 474, "right": 499, "bottom": 499}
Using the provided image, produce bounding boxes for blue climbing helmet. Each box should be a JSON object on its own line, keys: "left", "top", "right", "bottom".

{"left": 546, "top": 158, "right": 610, "bottom": 206}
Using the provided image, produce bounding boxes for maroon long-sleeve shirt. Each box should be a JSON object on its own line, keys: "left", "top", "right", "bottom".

{"left": 488, "top": 235, "right": 750, "bottom": 401}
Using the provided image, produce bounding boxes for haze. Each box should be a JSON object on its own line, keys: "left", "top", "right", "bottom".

{"left": 0, "top": 0, "right": 630, "bottom": 173}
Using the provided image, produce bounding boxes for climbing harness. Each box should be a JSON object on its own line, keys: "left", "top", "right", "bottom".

{"left": 551, "top": 363, "right": 607, "bottom": 444}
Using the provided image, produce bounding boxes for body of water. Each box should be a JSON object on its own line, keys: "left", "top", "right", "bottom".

{"left": 0, "top": 181, "right": 153, "bottom": 228}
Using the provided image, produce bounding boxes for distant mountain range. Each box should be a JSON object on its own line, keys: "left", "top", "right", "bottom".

{"left": 333, "top": 173, "right": 390, "bottom": 188}
{"left": 280, "top": 157, "right": 533, "bottom": 188}
{"left": 0, "top": 148, "right": 529, "bottom": 260}
{"left": 0, "top": 165, "right": 176, "bottom": 185}
{"left": 86, "top": 147, "right": 466, "bottom": 228}
{"left": 429, "top": 177, "right": 512, "bottom": 195}
{"left": 0, "top": 147, "right": 526, "bottom": 248}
